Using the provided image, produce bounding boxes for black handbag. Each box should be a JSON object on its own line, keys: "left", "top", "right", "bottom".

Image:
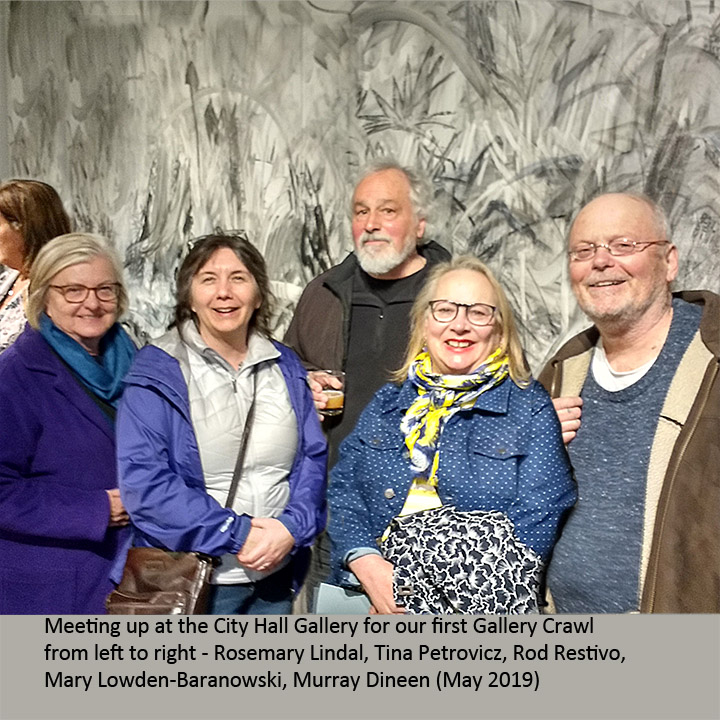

{"left": 107, "top": 370, "right": 257, "bottom": 615}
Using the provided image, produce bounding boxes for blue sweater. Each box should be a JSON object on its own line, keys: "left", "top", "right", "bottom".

{"left": 328, "top": 376, "right": 577, "bottom": 583}
{"left": 547, "top": 298, "right": 702, "bottom": 612}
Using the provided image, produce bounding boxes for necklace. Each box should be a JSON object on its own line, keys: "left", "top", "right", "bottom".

{"left": 5, "top": 276, "right": 28, "bottom": 300}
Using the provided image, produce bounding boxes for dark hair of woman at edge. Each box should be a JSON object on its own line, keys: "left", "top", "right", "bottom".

{"left": 0, "top": 179, "right": 72, "bottom": 353}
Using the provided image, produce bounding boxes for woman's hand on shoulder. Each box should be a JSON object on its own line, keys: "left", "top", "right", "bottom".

{"left": 348, "top": 554, "right": 404, "bottom": 615}
{"left": 552, "top": 396, "right": 583, "bottom": 444}
{"left": 106, "top": 489, "right": 130, "bottom": 527}
{"left": 236, "top": 517, "right": 294, "bottom": 572}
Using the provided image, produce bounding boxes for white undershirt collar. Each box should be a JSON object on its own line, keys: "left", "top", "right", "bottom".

{"left": 591, "top": 339, "right": 658, "bottom": 392}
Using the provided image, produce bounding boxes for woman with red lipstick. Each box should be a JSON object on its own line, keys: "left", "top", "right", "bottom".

{"left": 328, "top": 256, "right": 576, "bottom": 614}
{"left": 117, "top": 234, "right": 326, "bottom": 615}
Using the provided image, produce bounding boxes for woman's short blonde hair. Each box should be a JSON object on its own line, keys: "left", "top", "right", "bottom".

{"left": 392, "top": 256, "right": 530, "bottom": 386}
{"left": 26, "top": 233, "right": 128, "bottom": 328}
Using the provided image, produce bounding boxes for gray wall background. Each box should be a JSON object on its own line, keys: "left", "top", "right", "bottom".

{"left": 0, "top": 2, "right": 10, "bottom": 179}
{"left": 3, "top": 0, "right": 720, "bottom": 369}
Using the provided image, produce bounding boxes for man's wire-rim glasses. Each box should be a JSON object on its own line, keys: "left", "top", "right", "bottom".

{"left": 568, "top": 238, "right": 669, "bottom": 262}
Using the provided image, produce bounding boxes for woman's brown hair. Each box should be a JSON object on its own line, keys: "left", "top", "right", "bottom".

{"left": 174, "top": 233, "right": 274, "bottom": 339}
{"left": 0, "top": 180, "right": 72, "bottom": 274}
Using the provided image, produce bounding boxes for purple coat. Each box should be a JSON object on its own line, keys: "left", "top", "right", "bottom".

{"left": 0, "top": 326, "right": 130, "bottom": 614}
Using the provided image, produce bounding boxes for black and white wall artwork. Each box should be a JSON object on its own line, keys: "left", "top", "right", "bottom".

{"left": 3, "top": 0, "right": 719, "bottom": 369}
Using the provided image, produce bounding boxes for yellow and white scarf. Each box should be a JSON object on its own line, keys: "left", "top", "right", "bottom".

{"left": 397, "top": 348, "right": 509, "bottom": 517}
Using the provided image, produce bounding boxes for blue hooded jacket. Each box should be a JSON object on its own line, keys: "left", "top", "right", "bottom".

{"left": 116, "top": 338, "right": 327, "bottom": 583}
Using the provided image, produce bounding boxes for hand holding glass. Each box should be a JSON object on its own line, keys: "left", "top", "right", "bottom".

{"left": 308, "top": 370, "right": 345, "bottom": 417}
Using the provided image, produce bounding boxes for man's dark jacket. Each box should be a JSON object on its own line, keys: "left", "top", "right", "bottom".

{"left": 284, "top": 240, "right": 450, "bottom": 373}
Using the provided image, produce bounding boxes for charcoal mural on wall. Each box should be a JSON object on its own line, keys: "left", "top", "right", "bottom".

{"left": 5, "top": 0, "right": 720, "bottom": 369}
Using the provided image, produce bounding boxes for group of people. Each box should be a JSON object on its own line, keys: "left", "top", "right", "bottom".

{"left": 0, "top": 163, "right": 716, "bottom": 616}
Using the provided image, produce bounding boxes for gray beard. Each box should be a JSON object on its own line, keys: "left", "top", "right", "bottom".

{"left": 355, "top": 235, "right": 417, "bottom": 276}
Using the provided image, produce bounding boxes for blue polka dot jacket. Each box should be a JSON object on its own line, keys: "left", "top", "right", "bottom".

{"left": 327, "top": 376, "right": 577, "bottom": 584}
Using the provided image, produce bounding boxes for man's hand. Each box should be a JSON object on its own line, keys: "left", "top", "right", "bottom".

{"left": 307, "top": 370, "right": 344, "bottom": 421}
{"left": 307, "top": 375, "right": 328, "bottom": 419}
{"left": 552, "top": 396, "right": 583, "bottom": 444}
{"left": 348, "top": 554, "right": 404, "bottom": 615}
{"left": 106, "top": 489, "right": 129, "bottom": 527}
{"left": 236, "top": 518, "right": 294, "bottom": 572}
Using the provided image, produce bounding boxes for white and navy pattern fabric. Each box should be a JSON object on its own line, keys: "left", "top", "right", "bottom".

{"left": 0, "top": 267, "right": 26, "bottom": 354}
{"left": 328, "top": 376, "right": 576, "bottom": 595}
{"left": 381, "top": 505, "right": 542, "bottom": 614}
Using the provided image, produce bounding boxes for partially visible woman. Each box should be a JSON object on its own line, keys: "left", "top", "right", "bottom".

{"left": 0, "top": 233, "right": 135, "bottom": 614}
{"left": 117, "top": 234, "right": 326, "bottom": 615}
{"left": 0, "top": 180, "right": 72, "bottom": 353}
{"left": 328, "top": 256, "right": 577, "bottom": 614}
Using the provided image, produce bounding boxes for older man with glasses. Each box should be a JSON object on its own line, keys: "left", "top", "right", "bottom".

{"left": 539, "top": 192, "right": 719, "bottom": 614}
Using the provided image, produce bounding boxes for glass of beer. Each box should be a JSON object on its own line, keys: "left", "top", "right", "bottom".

{"left": 309, "top": 370, "right": 345, "bottom": 417}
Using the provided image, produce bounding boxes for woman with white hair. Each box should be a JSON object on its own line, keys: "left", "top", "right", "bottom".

{"left": 0, "top": 233, "right": 134, "bottom": 614}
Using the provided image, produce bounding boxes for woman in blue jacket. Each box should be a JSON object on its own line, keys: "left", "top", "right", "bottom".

{"left": 117, "top": 234, "right": 326, "bottom": 614}
{"left": 328, "top": 256, "right": 576, "bottom": 614}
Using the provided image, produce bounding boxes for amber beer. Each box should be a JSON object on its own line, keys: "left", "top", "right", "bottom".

{"left": 310, "top": 369, "right": 345, "bottom": 417}
{"left": 322, "top": 389, "right": 344, "bottom": 416}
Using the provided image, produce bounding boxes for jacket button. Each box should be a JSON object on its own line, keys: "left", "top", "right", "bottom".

{"left": 384, "top": 488, "right": 395, "bottom": 499}
{"left": 371, "top": 437, "right": 381, "bottom": 446}
{"left": 497, "top": 447, "right": 507, "bottom": 456}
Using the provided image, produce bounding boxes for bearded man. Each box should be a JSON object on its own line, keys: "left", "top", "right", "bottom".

{"left": 284, "top": 160, "right": 450, "bottom": 606}
{"left": 285, "top": 160, "right": 450, "bottom": 465}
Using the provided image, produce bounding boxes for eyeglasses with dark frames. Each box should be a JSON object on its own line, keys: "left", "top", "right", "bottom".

{"left": 428, "top": 300, "right": 496, "bottom": 327}
{"left": 568, "top": 238, "right": 669, "bottom": 262}
{"left": 49, "top": 284, "right": 121, "bottom": 303}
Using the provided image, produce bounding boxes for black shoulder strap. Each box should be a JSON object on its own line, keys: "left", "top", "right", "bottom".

{"left": 225, "top": 366, "right": 258, "bottom": 509}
